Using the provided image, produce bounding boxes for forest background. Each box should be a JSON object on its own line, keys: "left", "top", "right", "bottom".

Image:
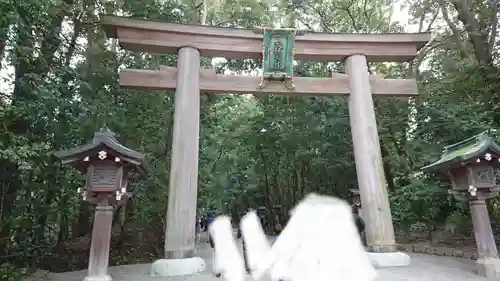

{"left": 1, "top": 0, "right": 500, "bottom": 278}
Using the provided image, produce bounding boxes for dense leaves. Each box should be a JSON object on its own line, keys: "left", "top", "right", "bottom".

{"left": 0, "top": 0, "right": 499, "bottom": 276}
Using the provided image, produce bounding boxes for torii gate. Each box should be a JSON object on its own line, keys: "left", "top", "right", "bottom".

{"left": 101, "top": 16, "right": 430, "bottom": 276}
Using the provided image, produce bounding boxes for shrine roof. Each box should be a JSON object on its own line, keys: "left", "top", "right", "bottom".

{"left": 53, "top": 127, "right": 148, "bottom": 174}
{"left": 422, "top": 132, "right": 500, "bottom": 172}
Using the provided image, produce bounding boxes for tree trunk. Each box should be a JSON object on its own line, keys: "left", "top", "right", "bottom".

{"left": 72, "top": 202, "right": 92, "bottom": 238}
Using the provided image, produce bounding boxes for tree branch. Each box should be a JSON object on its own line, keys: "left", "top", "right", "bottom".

{"left": 449, "top": 0, "right": 492, "bottom": 64}
{"left": 64, "top": 18, "right": 82, "bottom": 67}
{"left": 342, "top": 0, "right": 361, "bottom": 32}
{"left": 487, "top": 0, "right": 498, "bottom": 54}
{"left": 425, "top": 11, "right": 439, "bottom": 32}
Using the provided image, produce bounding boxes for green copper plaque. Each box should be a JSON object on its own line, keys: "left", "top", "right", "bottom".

{"left": 262, "top": 28, "right": 296, "bottom": 80}
{"left": 253, "top": 27, "right": 305, "bottom": 90}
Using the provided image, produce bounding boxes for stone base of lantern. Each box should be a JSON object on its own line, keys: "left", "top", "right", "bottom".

{"left": 367, "top": 251, "right": 411, "bottom": 268}
{"left": 150, "top": 257, "right": 206, "bottom": 276}
{"left": 83, "top": 274, "right": 113, "bottom": 281}
{"left": 476, "top": 258, "right": 500, "bottom": 279}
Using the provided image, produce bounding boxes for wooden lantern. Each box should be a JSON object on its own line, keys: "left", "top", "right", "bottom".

{"left": 87, "top": 161, "right": 123, "bottom": 191}
{"left": 422, "top": 132, "right": 500, "bottom": 278}
{"left": 422, "top": 132, "right": 500, "bottom": 197}
{"left": 53, "top": 126, "right": 148, "bottom": 281}
{"left": 449, "top": 163, "right": 496, "bottom": 193}
{"left": 54, "top": 126, "right": 147, "bottom": 204}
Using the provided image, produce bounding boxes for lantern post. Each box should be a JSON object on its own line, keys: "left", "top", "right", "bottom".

{"left": 54, "top": 127, "right": 147, "bottom": 281}
{"left": 422, "top": 132, "right": 500, "bottom": 279}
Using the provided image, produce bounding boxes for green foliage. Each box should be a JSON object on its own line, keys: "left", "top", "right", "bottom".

{"left": 390, "top": 178, "right": 452, "bottom": 230}
{"left": 0, "top": 264, "right": 25, "bottom": 281}
{"left": 444, "top": 210, "right": 472, "bottom": 236}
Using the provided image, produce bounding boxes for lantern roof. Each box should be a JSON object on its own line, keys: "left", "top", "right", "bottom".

{"left": 53, "top": 126, "right": 148, "bottom": 174}
{"left": 422, "top": 132, "right": 500, "bottom": 172}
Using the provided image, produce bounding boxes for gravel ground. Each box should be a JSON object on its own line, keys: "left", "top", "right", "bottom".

{"left": 49, "top": 235, "right": 488, "bottom": 281}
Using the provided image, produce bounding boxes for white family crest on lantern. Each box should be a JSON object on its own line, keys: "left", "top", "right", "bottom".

{"left": 98, "top": 150, "right": 107, "bottom": 160}
{"left": 485, "top": 153, "right": 492, "bottom": 161}
{"left": 209, "top": 193, "right": 377, "bottom": 281}
{"left": 468, "top": 185, "right": 478, "bottom": 196}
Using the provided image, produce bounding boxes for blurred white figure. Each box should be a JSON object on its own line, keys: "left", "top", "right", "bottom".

{"left": 210, "top": 193, "right": 377, "bottom": 281}
{"left": 240, "top": 211, "right": 271, "bottom": 273}
{"left": 209, "top": 216, "right": 246, "bottom": 281}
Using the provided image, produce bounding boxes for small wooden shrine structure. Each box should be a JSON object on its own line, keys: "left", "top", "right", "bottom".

{"left": 100, "top": 15, "right": 430, "bottom": 269}
{"left": 350, "top": 188, "right": 361, "bottom": 208}
{"left": 54, "top": 127, "right": 147, "bottom": 281}
{"left": 423, "top": 132, "right": 500, "bottom": 278}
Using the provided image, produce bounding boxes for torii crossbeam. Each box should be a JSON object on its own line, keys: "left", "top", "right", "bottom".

{"left": 101, "top": 15, "right": 430, "bottom": 277}
{"left": 120, "top": 66, "right": 418, "bottom": 96}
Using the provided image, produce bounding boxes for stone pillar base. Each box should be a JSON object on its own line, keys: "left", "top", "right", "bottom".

{"left": 476, "top": 258, "right": 500, "bottom": 279}
{"left": 367, "top": 252, "right": 411, "bottom": 268}
{"left": 150, "top": 257, "right": 206, "bottom": 276}
{"left": 83, "top": 275, "right": 112, "bottom": 281}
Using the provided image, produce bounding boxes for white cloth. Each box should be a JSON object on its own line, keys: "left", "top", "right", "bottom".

{"left": 209, "top": 193, "right": 377, "bottom": 281}
{"left": 209, "top": 216, "right": 246, "bottom": 281}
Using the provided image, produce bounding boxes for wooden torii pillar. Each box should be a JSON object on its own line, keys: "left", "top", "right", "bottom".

{"left": 101, "top": 16, "right": 430, "bottom": 274}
